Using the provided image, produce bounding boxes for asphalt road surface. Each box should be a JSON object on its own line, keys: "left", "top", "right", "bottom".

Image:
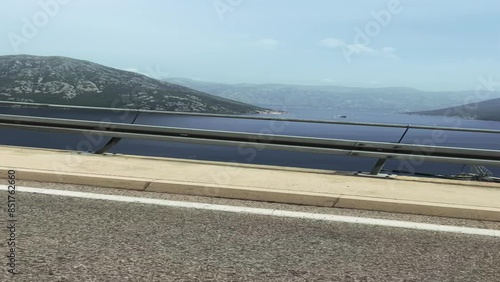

{"left": 1, "top": 181, "right": 500, "bottom": 282}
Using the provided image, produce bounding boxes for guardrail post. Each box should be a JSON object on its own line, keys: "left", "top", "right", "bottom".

{"left": 370, "top": 159, "right": 387, "bottom": 175}
{"left": 366, "top": 125, "right": 411, "bottom": 176}
{"left": 94, "top": 137, "right": 122, "bottom": 154}
{"left": 93, "top": 109, "right": 141, "bottom": 154}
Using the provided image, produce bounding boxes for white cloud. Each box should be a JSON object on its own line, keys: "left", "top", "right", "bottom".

{"left": 348, "top": 44, "right": 379, "bottom": 56}
{"left": 252, "top": 38, "right": 278, "bottom": 50}
{"left": 320, "top": 38, "right": 399, "bottom": 59}
{"left": 319, "top": 38, "right": 345, "bottom": 48}
{"left": 382, "top": 47, "right": 395, "bottom": 53}
{"left": 381, "top": 47, "right": 398, "bottom": 59}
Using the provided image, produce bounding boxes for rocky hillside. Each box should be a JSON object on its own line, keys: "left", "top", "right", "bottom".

{"left": 411, "top": 98, "right": 500, "bottom": 122}
{"left": 0, "top": 55, "right": 268, "bottom": 114}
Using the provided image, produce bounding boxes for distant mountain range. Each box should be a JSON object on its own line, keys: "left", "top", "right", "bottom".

{"left": 165, "top": 77, "right": 500, "bottom": 113}
{"left": 0, "top": 55, "right": 268, "bottom": 114}
{"left": 1, "top": 55, "right": 498, "bottom": 121}
{"left": 411, "top": 97, "right": 500, "bottom": 122}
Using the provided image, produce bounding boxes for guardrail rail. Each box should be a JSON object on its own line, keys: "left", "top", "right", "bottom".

{"left": 1, "top": 101, "right": 500, "bottom": 181}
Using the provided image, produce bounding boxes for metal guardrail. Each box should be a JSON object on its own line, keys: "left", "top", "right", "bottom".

{"left": 0, "top": 111, "right": 500, "bottom": 180}
{"left": 2, "top": 100, "right": 500, "bottom": 134}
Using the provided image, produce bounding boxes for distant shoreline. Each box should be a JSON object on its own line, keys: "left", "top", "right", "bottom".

{"left": 405, "top": 112, "right": 500, "bottom": 123}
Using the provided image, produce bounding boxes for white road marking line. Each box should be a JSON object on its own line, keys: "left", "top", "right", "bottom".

{"left": 2, "top": 185, "right": 500, "bottom": 237}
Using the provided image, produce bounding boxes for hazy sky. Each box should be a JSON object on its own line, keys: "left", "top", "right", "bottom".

{"left": 1, "top": 0, "right": 499, "bottom": 91}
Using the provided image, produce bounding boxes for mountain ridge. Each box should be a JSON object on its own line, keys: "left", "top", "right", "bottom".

{"left": 410, "top": 97, "right": 500, "bottom": 122}
{"left": 165, "top": 77, "right": 499, "bottom": 113}
{"left": 0, "top": 55, "right": 268, "bottom": 114}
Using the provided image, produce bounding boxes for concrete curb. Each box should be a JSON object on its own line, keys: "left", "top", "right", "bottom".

{"left": 147, "top": 180, "right": 340, "bottom": 207}
{"left": 0, "top": 168, "right": 151, "bottom": 190}
{"left": 335, "top": 196, "right": 500, "bottom": 222}
{"left": 3, "top": 167, "right": 500, "bottom": 222}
